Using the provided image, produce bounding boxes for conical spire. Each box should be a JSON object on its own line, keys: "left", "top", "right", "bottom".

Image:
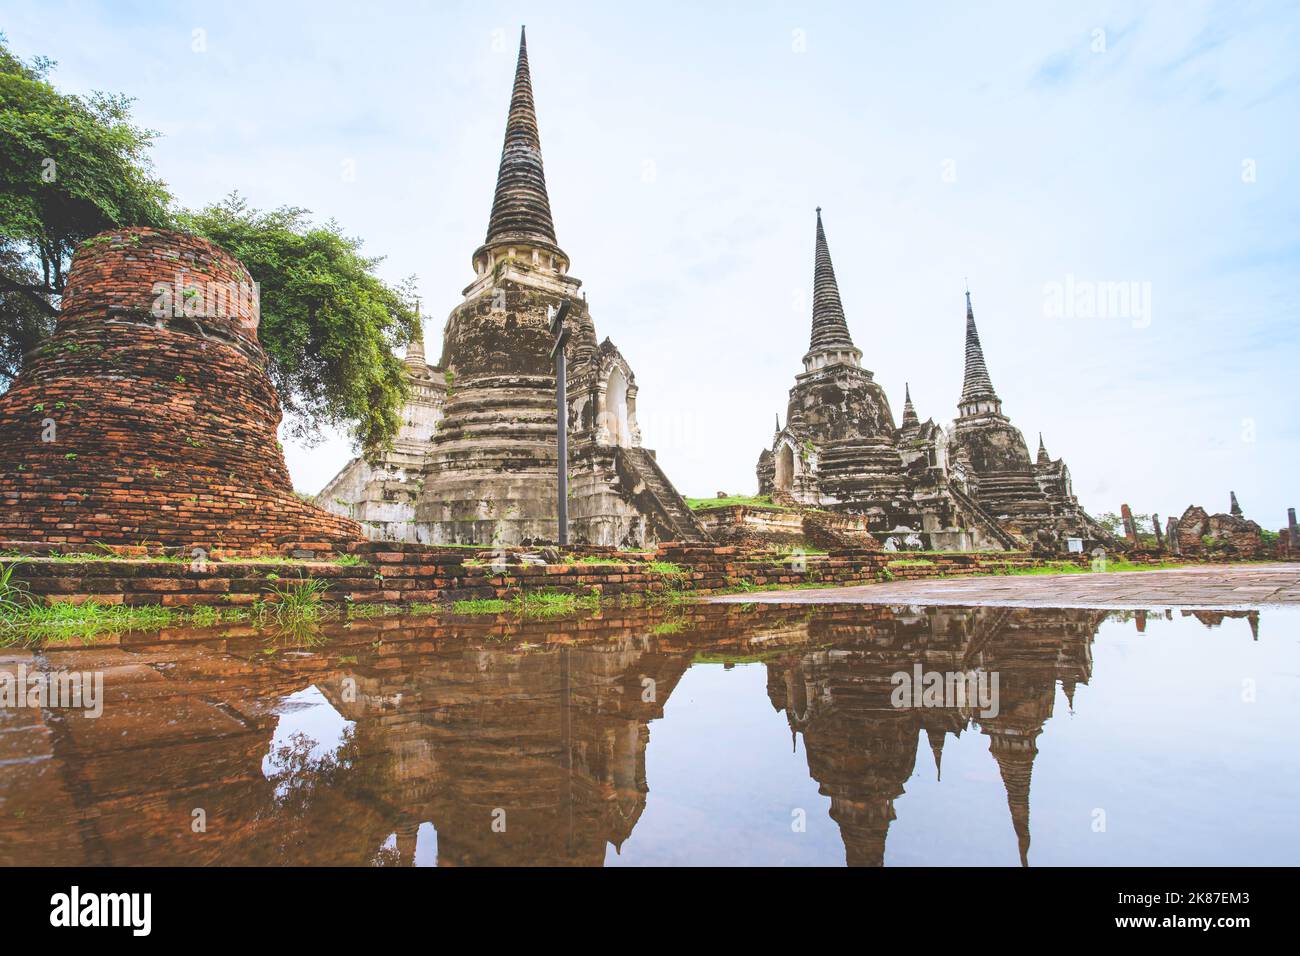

{"left": 990, "top": 736, "right": 1035, "bottom": 868}
{"left": 482, "top": 27, "right": 560, "bottom": 253}
{"left": 900, "top": 383, "right": 920, "bottom": 431}
{"left": 809, "top": 209, "right": 857, "bottom": 354}
{"left": 926, "top": 727, "right": 945, "bottom": 781}
{"left": 1036, "top": 433, "right": 1051, "bottom": 466}
{"left": 404, "top": 302, "right": 428, "bottom": 371}
{"left": 404, "top": 322, "right": 427, "bottom": 371}
{"left": 1230, "top": 491, "right": 1242, "bottom": 516}
{"left": 960, "top": 289, "right": 1000, "bottom": 413}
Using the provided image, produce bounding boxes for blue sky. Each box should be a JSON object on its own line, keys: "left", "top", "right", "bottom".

{"left": 5, "top": 0, "right": 1298, "bottom": 527}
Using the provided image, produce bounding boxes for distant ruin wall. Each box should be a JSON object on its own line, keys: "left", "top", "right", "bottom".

{"left": 0, "top": 227, "right": 363, "bottom": 550}
{"left": 0, "top": 542, "right": 1143, "bottom": 609}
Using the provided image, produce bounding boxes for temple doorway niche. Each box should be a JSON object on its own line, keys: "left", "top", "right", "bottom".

{"left": 605, "top": 365, "right": 631, "bottom": 447}
{"left": 775, "top": 444, "right": 795, "bottom": 492}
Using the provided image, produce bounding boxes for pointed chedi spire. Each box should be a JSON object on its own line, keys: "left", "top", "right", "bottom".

{"left": 989, "top": 736, "right": 1035, "bottom": 868}
{"left": 1036, "top": 432, "right": 1051, "bottom": 466}
{"left": 404, "top": 302, "right": 428, "bottom": 371}
{"left": 926, "top": 727, "right": 945, "bottom": 781}
{"left": 900, "top": 382, "right": 920, "bottom": 431}
{"left": 808, "top": 208, "right": 859, "bottom": 358}
{"left": 1230, "top": 490, "right": 1242, "bottom": 516}
{"left": 479, "top": 27, "right": 563, "bottom": 261}
{"left": 959, "top": 288, "right": 1001, "bottom": 416}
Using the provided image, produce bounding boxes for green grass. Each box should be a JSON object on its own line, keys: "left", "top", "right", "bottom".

{"left": 344, "top": 602, "right": 401, "bottom": 619}
{"left": 1, "top": 601, "right": 180, "bottom": 643}
{"left": 650, "top": 619, "right": 686, "bottom": 635}
{"left": 887, "top": 559, "right": 936, "bottom": 568}
{"left": 644, "top": 560, "right": 687, "bottom": 581}
{"left": 264, "top": 579, "right": 329, "bottom": 624}
{"left": 771, "top": 546, "right": 828, "bottom": 557}
{"left": 519, "top": 589, "right": 601, "bottom": 617}
{"left": 0, "top": 560, "right": 31, "bottom": 613}
{"left": 451, "top": 588, "right": 602, "bottom": 617}
{"left": 692, "top": 648, "right": 785, "bottom": 665}
{"left": 685, "top": 494, "right": 795, "bottom": 512}
{"left": 333, "top": 554, "right": 369, "bottom": 567}
{"left": 451, "top": 598, "right": 511, "bottom": 614}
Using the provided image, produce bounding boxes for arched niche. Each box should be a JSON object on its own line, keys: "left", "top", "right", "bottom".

{"left": 775, "top": 443, "right": 795, "bottom": 492}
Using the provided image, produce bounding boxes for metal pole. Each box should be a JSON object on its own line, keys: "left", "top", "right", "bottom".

{"left": 555, "top": 346, "right": 568, "bottom": 545}
{"left": 550, "top": 302, "right": 571, "bottom": 546}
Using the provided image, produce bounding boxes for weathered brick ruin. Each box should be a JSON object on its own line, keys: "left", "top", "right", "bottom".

{"left": 320, "top": 29, "right": 703, "bottom": 548}
{"left": 0, "top": 228, "right": 362, "bottom": 550}
{"left": 1167, "top": 495, "right": 1265, "bottom": 558}
{"left": 757, "top": 211, "right": 1112, "bottom": 553}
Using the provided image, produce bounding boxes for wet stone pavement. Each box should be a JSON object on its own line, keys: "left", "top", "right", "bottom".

{"left": 707, "top": 563, "right": 1300, "bottom": 609}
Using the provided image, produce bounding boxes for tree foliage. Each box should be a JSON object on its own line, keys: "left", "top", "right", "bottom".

{"left": 0, "top": 34, "right": 171, "bottom": 380}
{"left": 0, "top": 35, "right": 418, "bottom": 454}
{"left": 178, "top": 196, "right": 418, "bottom": 455}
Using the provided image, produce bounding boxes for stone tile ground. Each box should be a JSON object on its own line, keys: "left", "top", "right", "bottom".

{"left": 707, "top": 563, "right": 1300, "bottom": 609}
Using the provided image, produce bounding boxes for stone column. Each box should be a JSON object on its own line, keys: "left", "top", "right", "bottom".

{"left": 626, "top": 383, "right": 642, "bottom": 446}
{"left": 1166, "top": 516, "right": 1181, "bottom": 555}
{"left": 1289, "top": 508, "right": 1298, "bottom": 548}
{"left": 593, "top": 380, "right": 610, "bottom": 445}
{"left": 1121, "top": 503, "right": 1138, "bottom": 545}
{"left": 1152, "top": 514, "right": 1164, "bottom": 550}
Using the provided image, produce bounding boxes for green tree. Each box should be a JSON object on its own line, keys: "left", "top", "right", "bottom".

{"left": 0, "top": 34, "right": 171, "bottom": 375}
{"left": 0, "top": 36, "right": 418, "bottom": 455}
{"left": 179, "top": 196, "right": 418, "bottom": 455}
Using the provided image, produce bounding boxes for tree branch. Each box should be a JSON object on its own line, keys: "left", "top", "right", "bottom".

{"left": 0, "top": 275, "right": 60, "bottom": 317}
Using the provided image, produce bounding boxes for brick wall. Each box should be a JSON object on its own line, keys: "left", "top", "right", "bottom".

{"left": 2, "top": 541, "right": 1076, "bottom": 609}
{"left": 0, "top": 228, "right": 362, "bottom": 550}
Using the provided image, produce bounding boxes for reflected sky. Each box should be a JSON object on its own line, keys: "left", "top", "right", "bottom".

{"left": 0, "top": 603, "right": 1293, "bottom": 866}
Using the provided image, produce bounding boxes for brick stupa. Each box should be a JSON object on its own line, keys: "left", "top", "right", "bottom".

{"left": 0, "top": 227, "right": 363, "bottom": 550}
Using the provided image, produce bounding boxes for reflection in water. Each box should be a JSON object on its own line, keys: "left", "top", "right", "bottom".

{"left": 0, "top": 603, "right": 1286, "bottom": 866}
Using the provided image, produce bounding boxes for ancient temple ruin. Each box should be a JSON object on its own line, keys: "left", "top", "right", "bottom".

{"left": 316, "top": 319, "right": 445, "bottom": 541}
{"left": 1166, "top": 494, "right": 1265, "bottom": 559}
{"left": 321, "top": 29, "right": 703, "bottom": 547}
{"left": 757, "top": 210, "right": 1109, "bottom": 552}
{"left": 0, "top": 228, "right": 362, "bottom": 550}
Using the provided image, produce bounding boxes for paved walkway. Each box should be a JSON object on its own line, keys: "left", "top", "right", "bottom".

{"left": 706, "top": 564, "right": 1300, "bottom": 609}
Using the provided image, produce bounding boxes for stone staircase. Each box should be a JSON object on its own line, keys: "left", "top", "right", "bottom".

{"left": 800, "top": 509, "right": 878, "bottom": 550}
{"left": 946, "top": 480, "right": 1022, "bottom": 551}
{"left": 617, "top": 447, "right": 711, "bottom": 543}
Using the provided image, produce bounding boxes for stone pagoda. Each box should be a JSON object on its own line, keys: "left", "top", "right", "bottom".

{"left": 758, "top": 210, "right": 914, "bottom": 521}
{"left": 756, "top": 210, "right": 1111, "bottom": 552}
{"left": 320, "top": 28, "right": 703, "bottom": 547}
{"left": 757, "top": 211, "right": 1011, "bottom": 550}
{"left": 948, "top": 290, "right": 1110, "bottom": 547}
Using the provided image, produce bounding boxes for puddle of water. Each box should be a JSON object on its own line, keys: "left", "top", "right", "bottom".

{"left": 0, "top": 603, "right": 1293, "bottom": 866}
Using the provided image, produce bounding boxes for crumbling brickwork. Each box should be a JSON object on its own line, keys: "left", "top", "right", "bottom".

{"left": 0, "top": 227, "right": 363, "bottom": 549}
{"left": 1172, "top": 502, "right": 1264, "bottom": 558}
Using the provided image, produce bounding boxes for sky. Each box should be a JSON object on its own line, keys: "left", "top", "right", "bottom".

{"left": 5, "top": 0, "right": 1298, "bottom": 527}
